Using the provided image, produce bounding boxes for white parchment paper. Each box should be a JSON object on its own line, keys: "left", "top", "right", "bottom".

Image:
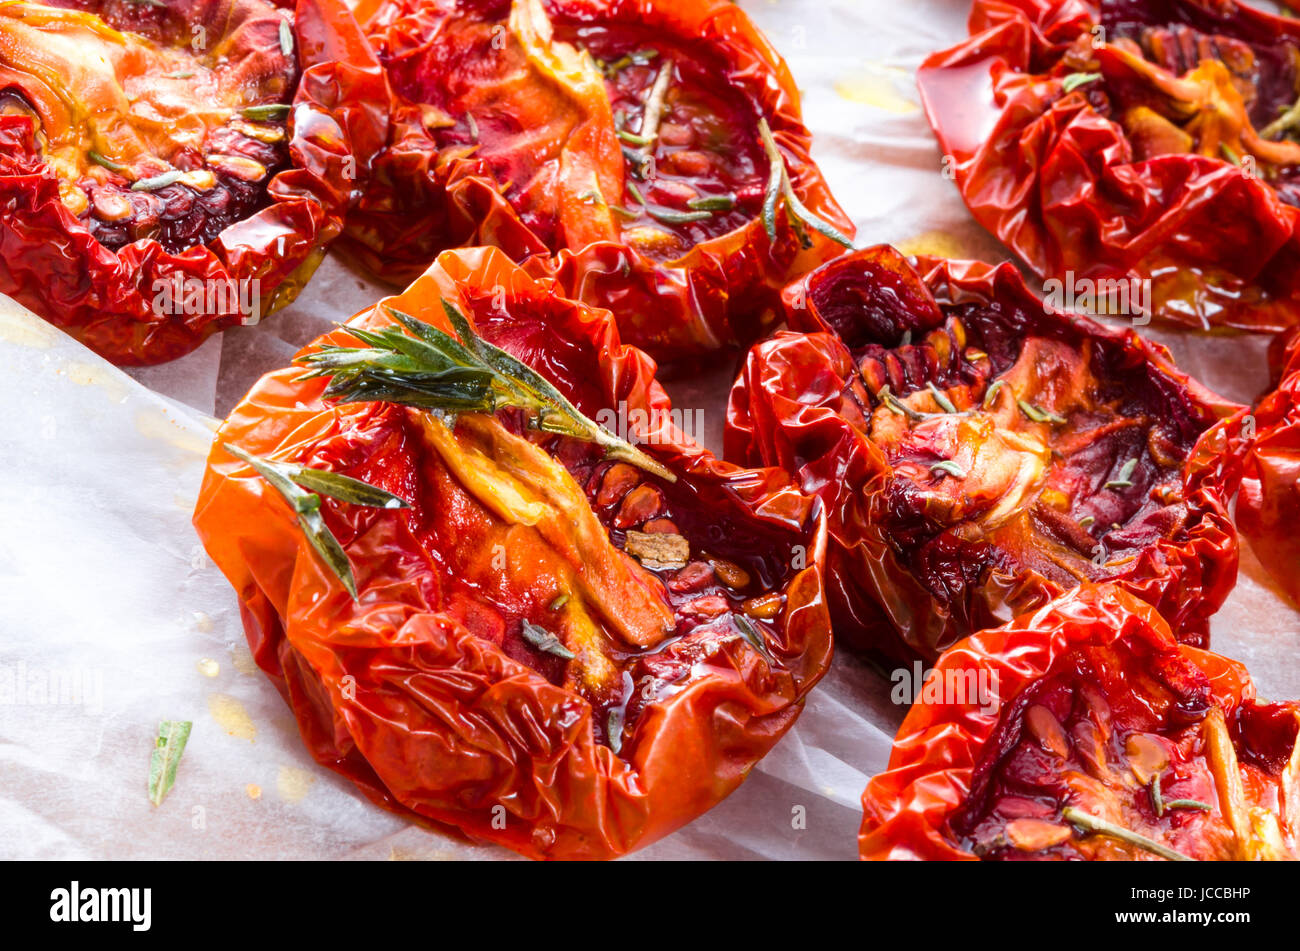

{"left": 2, "top": 0, "right": 1298, "bottom": 861}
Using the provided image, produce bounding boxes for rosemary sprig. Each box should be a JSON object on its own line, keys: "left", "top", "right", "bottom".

{"left": 1062, "top": 806, "right": 1195, "bottom": 861}
{"left": 757, "top": 118, "right": 854, "bottom": 249}
{"left": 1061, "top": 72, "right": 1101, "bottom": 94}
{"left": 1148, "top": 773, "right": 1165, "bottom": 817}
{"left": 1165, "top": 799, "right": 1213, "bottom": 812}
{"left": 148, "top": 720, "right": 192, "bottom": 806}
{"left": 983, "top": 379, "right": 1006, "bottom": 408}
{"left": 223, "top": 442, "right": 410, "bottom": 598}
{"left": 295, "top": 302, "right": 675, "bottom": 482}
{"left": 877, "top": 384, "right": 929, "bottom": 422}
{"left": 1262, "top": 96, "right": 1300, "bottom": 140}
{"left": 521, "top": 620, "right": 575, "bottom": 660}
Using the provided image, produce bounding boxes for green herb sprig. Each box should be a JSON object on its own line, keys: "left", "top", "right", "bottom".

{"left": 1062, "top": 806, "right": 1194, "bottom": 861}
{"left": 224, "top": 442, "right": 410, "bottom": 598}
{"left": 295, "top": 302, "right": 675, "bottom": 482}
{"left": 757, "top": 118, "right": 854, "bottom": 250}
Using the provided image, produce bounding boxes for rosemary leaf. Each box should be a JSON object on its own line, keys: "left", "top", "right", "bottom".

{"left": 1017, "top": 398, "right": 1066, "bottom": 425}
{"left": 520, "top": 620, "right": 575, "bottom": 660}
{"left": 131, "top": 170, "right": 184, "bottom": 192}
{"left": 223, "top": 443, "right": 410, "bottom": 598}
{"left": 88, "top": 150, "right": 128, "bottom": 173}
{"left": 607, "top": 708, "right": 625, "bottom": 754}
{"left": 279, "top": 18, "right": 294, "bottom": 59}
{"left": 1061, "top": 72, "right": 1101, "bottom": 93}
{"left": 241, "top": 103, "right": 291, "bottom": 121}
{"left": 617, "top": 129, "right": 653, "bottom": 146}
{"left": 927, "top": 382, "right": 958, "bottom": 414}
{"left": 1165, "top": 799, "right": 1213, "bottom": 812}
{"left": 930, "top": 460, "right": 967, "bottom": 479}
{"left": 688, "top": 194, "right": 736, "bottom": 211}
{"left": 983, "top": 379, "right": 1006, "bottom": 408}
{"left": 637, "top": 59, "right": 674, "bottom": 149}
{"left": 148, "top": 720, "right": 192, "bottom": 806}
{"left": 733, "top": 614, "right": 771, "bottom": 659}
{"left": 646, "top": 206, "right": 713, "bottom": 225}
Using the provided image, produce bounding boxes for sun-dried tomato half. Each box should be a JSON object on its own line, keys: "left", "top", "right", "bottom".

{"left": 341, "top": 0, "right": 853, "bottom": 360}
{"left": 726, "top": 245, "right": 1240, "bottom": 662}
{"left": 0, "top": 0, "right": 389, "bottom": 364}
{"left": 192, "top": 245, "right": 831, "bottom": 859}
{"left": 917, "top": 0, "right": 1300, "bottom": 333}
{"left": 860, "top": 584, "right": 1300, "bottom": 861}
{"left": 1227, "top": 328, "right": 1300, "bottom": 607}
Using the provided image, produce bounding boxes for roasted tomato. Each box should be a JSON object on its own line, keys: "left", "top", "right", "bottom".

{"left": 1230, "top": 328, "right": 1300, "bottom": 606}
{"left": 918, "top": 0, "right": 1300, "bottom": 333}
{"left": 860, "top": 584, "right": 1300, "bottom": 861}
{"left": 340, "top": 0, "right": 853, "bottom": 360}
{"left": 192, "top": 245, "right": 831, "bottom": 860}
{"left": 0, "top": 0, "right": 389, "bottom": 365}
{"left": 725, "top": 245, "right": 1240, "bottom": 662}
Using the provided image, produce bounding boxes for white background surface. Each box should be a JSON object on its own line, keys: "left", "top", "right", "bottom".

{"left": 2, "top": 0, "right": 1298, "bottom": 861}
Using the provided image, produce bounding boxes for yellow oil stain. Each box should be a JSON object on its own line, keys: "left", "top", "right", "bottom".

{"left": 230, "top": 644, "right": 259, "bottom": 677}
{"left": 59, "top": 361, "right": 130, "bottom": 402}
{"left": 208, "top": 693, "right": 256, "bottom": 741}
{"left": 196, "top": 658, "right": 220, "bottom": 678}
{"left": 895, "top": 230, "right": 979, "bottom": 260}
{"left": 246, "top": 783, "right": 262, "bottom": 800}
{"left": 277, "top": 765, "right": 317, "bottom": 803}
{"left": 191, "top": 611, "right": 213, "bottom": 634}
{"left": 834, "top": 64, "right": 919, "bottom": 114}
{"left": 135, "top": 406, "right": 212, "bottom": 456}
{"left": 0, "top": 295, "right": 57, "bottom": 349}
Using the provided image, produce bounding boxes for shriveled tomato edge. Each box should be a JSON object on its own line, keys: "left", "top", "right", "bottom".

{"left": 857, "top": 583, "right": 1256, "bottom": 861}
{"left": 915, "top": 0, "right": 1300, "bottom": 334}
{"left": 193, "top": 245, "right": 832, "bottom": 860}
{"left": 724, "top": 245, "right": 1242, "bottom": 658}
{"left": 342, "top": 0, "right": 853, "bottom": 357}
{"left": 0, "top": 0, "right": 389, "bottom": 365}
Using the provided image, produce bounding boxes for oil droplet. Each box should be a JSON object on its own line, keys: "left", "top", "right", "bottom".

{"left": 191, "top": 611, "right": 213, "bottom": 634}
{"left": 833, "top": 65, "right": 919, "bottom": 114}
{"left": 277, "top": 765, "right": 316, "bottom": 803}
{"left": 895, "top": 230, "right": 978, "bottom": 260}
{"left": 134, "top": 407, "right": 212, "bottom": 456}
{"left": 208, "top": 694, "right": 256, "bottom": 741}
{"left": 197, "top": 658, "right": 219, "bottom": 678}
{"left": 230, "top": 644, "right": 258, "bottom": 677}
{"left": 0, "top": 296, "right": 58, "bottom": 349}
{"left": 246, "top": 783, "right": 262, "bottom": 800}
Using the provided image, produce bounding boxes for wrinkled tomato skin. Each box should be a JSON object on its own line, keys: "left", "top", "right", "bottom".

{"left": 0, "top": 0, "right": 389, "bottom": 365}
{"left": 192, "top": 246, "right": 833, "bottom": 860}
{"left": 917, "top": 0, "right": 1300, "bottom": 333}
{"left": 341, "top": 0, "right": 853, "bottom": 361}
{"left": 860, "top": 584, "right": 1300, "bottom": 862}
{"left": 725, "top": 245, "right": 1241, "bottom": 663}
{"left": 1229, "top": 330, "right": 1300, "bottom": 607}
